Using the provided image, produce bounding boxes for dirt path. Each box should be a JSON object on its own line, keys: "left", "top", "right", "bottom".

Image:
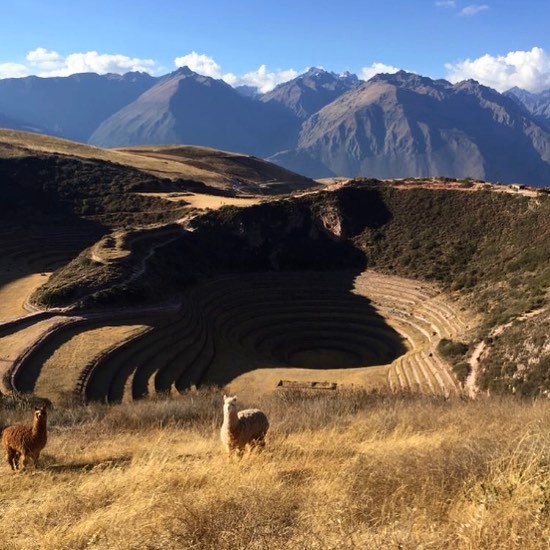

{"left": 465, "top": 340, "right": 486, "bottom": 399}
{"left": 464, "top": 306, "right": 547, "bottom": 398}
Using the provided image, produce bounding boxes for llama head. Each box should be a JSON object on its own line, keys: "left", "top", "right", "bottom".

{"left": 34, "top": 406, "right": 47, "bottom": 421}
{"left": 223, "top": 395, "right": 238, "bottom": 413}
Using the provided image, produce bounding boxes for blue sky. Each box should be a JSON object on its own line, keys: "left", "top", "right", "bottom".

{"left": 1, "top": 0, "right": 549, "bottom": 92}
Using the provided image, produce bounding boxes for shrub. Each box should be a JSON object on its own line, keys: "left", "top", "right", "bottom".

{"left": 438, "top": 338, "right": 469, "bottom": 359}
{"left": 453, "top": 362, "right": 472, "bottom": 383}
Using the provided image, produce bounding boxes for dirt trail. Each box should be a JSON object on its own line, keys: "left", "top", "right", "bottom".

{"left": 463, "top": 306, "right": 547, "bottom": 398}
{"left": 465, "top": 340, "right": 486, "bottom": 399}
{"left": 145, "top": 192, "right": 262, "bottom": 210}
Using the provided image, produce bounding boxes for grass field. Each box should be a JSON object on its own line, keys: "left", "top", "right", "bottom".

{"left": 1, "top": 390, "right": 549, "bottom": 549}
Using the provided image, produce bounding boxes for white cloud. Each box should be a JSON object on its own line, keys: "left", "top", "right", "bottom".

{"left": 26, "top": 47, "right": 63, "bottom": 71}
{"left": 459, "top": 4, "right": 489, "bottom": 16}
{"left": 173, "top": 52, "right": 299, "bottom": 92}
{"left": 174, "top": 51, "right": 222, "bottom": 78}
{"left": 24, "top": 47, "right": 159, "bottom": 77}
{"left": 435, "top": 1, "right": 456, "bottom": 7}
{"left": 0, "top": 62, "right": 30, "bottom": 78}
{"left": 360, "top": 62, "right": 402, "bottom": 81}
{"left": 227, "top": 65, "right": 299, "bottom": 93}
{"left": 445, "top": 47, "right": 550, "bottom": 92}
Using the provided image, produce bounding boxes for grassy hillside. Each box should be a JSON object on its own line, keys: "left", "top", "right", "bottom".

{"left": 0, "top": 129, "right": 316, "bottom": 193}
{"left": 1, "top": 390, "right": 550, "bottom": 549}
{"left": 341, "top": 184, "right": 550, "bottom": 395}
{"left": 348, "top": 184, "right": 550, "bottom": 328}
{"left": 0, "top": 153, "right": 189, "bottom": 226}
{"left": 117, "top": 145, "right": 316, "bottom": 194}
{"left": 31, "top": 194, "right": 372, "bottom": 308}
{"left": 40, "top": 182, "right": 549, "bottom": 321}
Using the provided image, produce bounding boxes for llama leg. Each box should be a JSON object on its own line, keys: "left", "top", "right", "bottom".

{"left": 249, "top": 437, "right": 265, "bottom": 452}
{"left": 20, "top": 453, "right": 29, "bottom": 471}
{"left": 6, "top": 447, "right": 17, "bottom": 470}
{"left": 32, "top": 451, "right": 40, "bottom": 469}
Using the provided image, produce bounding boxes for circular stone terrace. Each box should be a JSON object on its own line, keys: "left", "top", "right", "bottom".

{"left": 0, "top": 268, "right": 472, "bottom": 405}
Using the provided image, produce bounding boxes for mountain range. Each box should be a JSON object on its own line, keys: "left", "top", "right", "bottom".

{"left": 0, "top": 67, "right": 549, "bottom": 185}
{"left": 0, "top": 71, "right": 155, "bottom": 142}
{"left": 504, "top": 87, "right": 550, "bottom": 130}
{"left": 272, "top": 72, "right": 550, "bottom": 184}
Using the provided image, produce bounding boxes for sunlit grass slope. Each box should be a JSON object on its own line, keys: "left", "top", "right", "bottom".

{"left": 1, "top": 390, "right": 550, "bottom": 549}
{"left": 0, "top": 129, "right": 315, "bottom": 192}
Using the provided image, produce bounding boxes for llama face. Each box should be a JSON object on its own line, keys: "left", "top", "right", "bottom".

{"left": 223, "top": 395, "right": 237, "bottom": 413}
{"left": 34, "top": 407, "right": 47, "bottom": 420}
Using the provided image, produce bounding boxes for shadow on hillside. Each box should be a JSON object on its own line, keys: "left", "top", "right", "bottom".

{"left": 0, "top": 216, "right": 106, "bottom": 297}
{"left": 198, "top": 269, "right": 408, "bottom": 388}
{"left": 79, "top": 186, "right": 406, "bottom": 402}
{"left": 0, "top": 152, "right": 188, "bottom": 302}
{"left": 81, "top": 269, "right": 408, "bottom": 403}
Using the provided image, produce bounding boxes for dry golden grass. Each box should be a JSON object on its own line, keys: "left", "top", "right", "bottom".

{"left": 0, "top": 129, "right": 226, "bottom": 183}
{"left": 1, "top": 390, "right": 549, "bottom": 549}
{"left": 0, "top": 130, "right": 219, "bottom": 183}
{"left": 142, "top": 192, "right": 262, "bottom": 210}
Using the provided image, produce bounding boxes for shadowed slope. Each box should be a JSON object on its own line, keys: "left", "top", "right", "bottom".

{"left": 77, "top": 271, "right": 407, "bottom": 403}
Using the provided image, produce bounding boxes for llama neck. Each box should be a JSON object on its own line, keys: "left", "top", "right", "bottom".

{"left": 224, "top": 408, "right": 239, "bottom": 431}
{"left": 32, "top": 417, "right": 47, "bottom": 437}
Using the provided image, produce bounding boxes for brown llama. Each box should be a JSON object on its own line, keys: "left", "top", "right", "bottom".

{"left": 2, "top": 406, "right": 48, "bottom": 470}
